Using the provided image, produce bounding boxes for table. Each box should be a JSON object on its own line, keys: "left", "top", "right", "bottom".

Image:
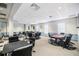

{"left": 52, "top": 35, "right": 64, "bottom": 39}
{"left": 1, "top": 41, "right": 32, "bottom": 55}
{"left": 51, "top": 34, "right": 65, "bottom": 43}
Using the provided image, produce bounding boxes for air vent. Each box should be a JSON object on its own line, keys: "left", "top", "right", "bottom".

{"left": 0, "top": 3, "right": 7, "bottom": 8}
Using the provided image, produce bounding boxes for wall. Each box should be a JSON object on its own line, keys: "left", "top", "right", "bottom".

{"left": 48, "top": 17, "right": 77, "bottom": 34}
{"left": 0, "top": 19, "right": 7, "bottom": 37}
{"left": 7, "top": 19, "right": 35, "bottom": 34}
{"left": 13, "top": 22, "right": 24, "bottom": 32}
{"left": 35, "top": 17, "right": 77, "bottom": 34}
{"left": 7, "top": 18, "right": 25, "bottom": 36}
{"left": 0, "top": 19, "right": 7, "bottom": 33}
{"left": 2, "top": 16, "right": 78, "bottom": 37}
{"left": 35, "top": 23, "right": 44, "bottom": 32}
{"left": 34, "top": 17, "right": 78, "bottom": 41}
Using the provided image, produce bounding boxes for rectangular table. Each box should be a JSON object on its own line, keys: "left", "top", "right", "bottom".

{"left": 1, "top": 41, "right": 32, "bottom": 55}
{"left": 52, "top": 35, "right": 65, "bottom": 39}
{"left": 51, "top": 34, "right": 65, "bottom": 43}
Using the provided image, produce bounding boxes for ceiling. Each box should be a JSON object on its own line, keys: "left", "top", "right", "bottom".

{"left": 12, "top": 3, "right": 79, "bottom": 24}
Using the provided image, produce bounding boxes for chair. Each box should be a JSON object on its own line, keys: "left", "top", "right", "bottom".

{"left": 11, "top": 46, "right": 32, "bottom": 56}
{"left": 60, "top": 33, "right": 65, "bottom": 35}
{"left": 48, "top": 33, "right": 52, "bottom": 38}
{"left": 22, "top": 32, "right": 26, "bottom": 36}
{"left": 27, "top": 32, "right": 36, "bottom": 52}
{"left": 63, "top": 34, "right": 72, "bottom": 48}
{"left": 48, "top": 33, "right": 56, "bottom": 45}
{"left": 27, "top": 32, "right": 35, "bottom": 47}
{"left": 9, "top": 36, "right": 19, "bottom": 43}
{"left": 35, "top": 32, "right": 41, "bottom": 39}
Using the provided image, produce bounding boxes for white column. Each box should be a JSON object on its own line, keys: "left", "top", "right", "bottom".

{"left": 7, "top": 18, "right": 14, "bottom": 36}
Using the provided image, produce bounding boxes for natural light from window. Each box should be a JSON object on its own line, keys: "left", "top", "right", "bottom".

{"left": 58, "top": 23, "right": 65, "bottom": 34}
{"left": 44, "top": 24, "right": 48, "bottom": 34}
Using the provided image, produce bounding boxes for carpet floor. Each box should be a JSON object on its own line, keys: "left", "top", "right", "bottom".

{"left": 32, "top": 37, "right": 79, "bottom": 56}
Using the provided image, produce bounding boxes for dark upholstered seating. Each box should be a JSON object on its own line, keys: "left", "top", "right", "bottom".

{"left": 9, "top": 36, "right": 19, "bottom": 43}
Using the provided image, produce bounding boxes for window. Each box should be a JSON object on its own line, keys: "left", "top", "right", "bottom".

{"left": 44, "top": 24, "right": 48, "bottom": 34}
{"left": 36, "top": 25, "right": 39, "bottom": 31}
{"left": 58, "top": 23, "right": 65, "bottom": 34}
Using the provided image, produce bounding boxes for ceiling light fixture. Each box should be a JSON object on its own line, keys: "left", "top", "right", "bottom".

{"left": 30, "top": 3, "right": 40, "bottom": 10}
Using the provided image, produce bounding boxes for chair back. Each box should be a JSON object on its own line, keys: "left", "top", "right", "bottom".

{"left": 9, "top": 36, "right": 19, "bottom": 43}
{"left": 35, "top": 32, "right": 41, "bottom": 39}
{"left": 64, "top": 34, "right": 72, "bottom": 44}
{"left": 60, "top": 33, "right": 65, "bottom": 35}
{"left": 28, "top": 32, "right": 33, "bottom": 38}
{"left": 48, "top": 33, "right": 52, "bottom": 38}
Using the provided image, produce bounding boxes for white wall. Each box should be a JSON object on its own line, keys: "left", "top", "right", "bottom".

{"left": 13, "top": 22, "right": 24, "bottom": 32}
{"left": 0, "top": 19, "right": 7, "bottom": 33}
{"left": 7, "top": 18, "right": 24, "bottom": 35}
{"left": 6, "top": 17, "right": 78, "bottom": 36}
{"left": 48, "top": 17, "right": 77, "bottom": 34}
{"left": 35, "top": 23, "right": 44, "bottom": 32}
{"left": 35, "top": 17, "right": 77, "bottom": 34}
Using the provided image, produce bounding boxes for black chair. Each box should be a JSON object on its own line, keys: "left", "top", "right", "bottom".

{"left": 22, "top": 32, "right": 26, "bottom": 36}
{"left": 27, "top": 32, "right": 35, "bottom": 47}
{"left": 35, "top": 32, "right": 41, "bottom": 39}
{"left": 48, "top": 33, "right": 52, "bottom": 38}
{"left": 63, "top": 34, "right": 72, "bottom": 48}
{"left": 48, "top": 33, "right": 56, "bottom": 45}
{"left": 27, "top": 32, "right": 33, "bottom": 38}
{"left": 9, "top": 36, "right": 19, "bottom": 43}
{"left": 11, "top": 46, "right": 32, "bottom": 56}
{"left": 27, "top": 32, "right": 36, "bottom": 52}
{"left": 60, "top": 33, "right": 65, "bottom": 35}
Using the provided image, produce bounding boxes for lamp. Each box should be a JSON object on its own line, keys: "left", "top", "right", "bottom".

{"left": 30, "top": 3, "right": 40, "bottom": 10}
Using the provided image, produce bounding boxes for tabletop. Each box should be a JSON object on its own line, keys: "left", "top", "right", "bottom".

{"left": 52, "top": 34, "right": 65, "bottom": 39}
{"left": 1, "top": 41, "right": 32, "bottom": 54}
